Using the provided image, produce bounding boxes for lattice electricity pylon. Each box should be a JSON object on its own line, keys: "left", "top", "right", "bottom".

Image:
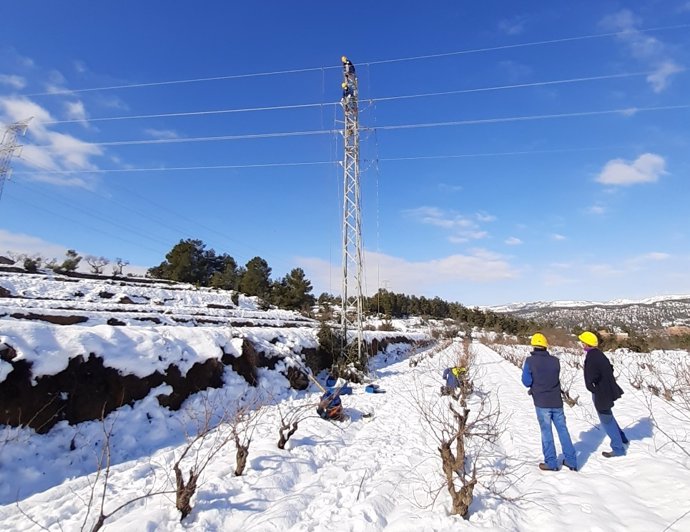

{"left": 0, "top": 120, "right": 30, "bottom": 202}
{"left": 339, "top": 56, "right": 366, "bottom": 371}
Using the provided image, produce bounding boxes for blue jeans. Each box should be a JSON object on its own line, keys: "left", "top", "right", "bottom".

{"left": 597, "top": 408, "right": 626, "bottom": 456}
{"left": 535, "top": 407, "right": 577, "bottom": 469}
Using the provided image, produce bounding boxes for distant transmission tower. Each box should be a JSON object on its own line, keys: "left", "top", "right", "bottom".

{"left": 339, "top": 56, "right": 365, "bottom": 371}
{"left": 0, "top": 120, "right": 30, "bottom": 202}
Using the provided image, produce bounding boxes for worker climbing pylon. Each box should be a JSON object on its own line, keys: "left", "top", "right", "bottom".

{"left": 342, "top": 55, "right": 355, "bottom": 77}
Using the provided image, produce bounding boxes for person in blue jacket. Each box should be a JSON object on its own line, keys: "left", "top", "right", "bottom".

{"left": 317, "top": 389, "right": 343, "bottom": 420}
{"left": 522, "top": 333, "right": 577, "bottom": 471}
{"left": 441, "top": 366, "right": 467, "bottom": 396}
{"left": 579, "top": 331, "right": 628, "bottom": 458}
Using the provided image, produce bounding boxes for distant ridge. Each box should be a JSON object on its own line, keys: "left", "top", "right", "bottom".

{"left": 489, "top": 294, "right": 690, "bottom": 332}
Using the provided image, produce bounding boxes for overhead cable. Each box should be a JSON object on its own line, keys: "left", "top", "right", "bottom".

{"left": 15, "top": 145, "right": 647, "bottom": 176}
{"left": 24, "top": 23, "right": 690, "bottom": 97}
{"left": 42, "top": 71, "right": 651, "bottom": 126}
{"left": 29, "top": 103, "right": 690, "bottom": 150}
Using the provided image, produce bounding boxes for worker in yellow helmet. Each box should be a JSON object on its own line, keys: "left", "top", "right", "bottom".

{"left": 579, "top": 331, "right": 628, "bottom": 458}
{"left": 441, "top": 365, "right": 467, "bottom": 396}
{"left": 522, "top": 332, "right": 577, "bottom": 471}
{"left": 341, "top": 81, "right": 352, "bottom": 102}
{"left": 341, "top": 55, "right": 355, "bottom": 75}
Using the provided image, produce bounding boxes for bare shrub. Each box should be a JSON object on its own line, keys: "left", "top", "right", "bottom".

{"left": 85, "top": 256, "right": 109, "bottom": 275}
{"left": 277, "top": 402, "right": 315, "bottom": 450}
{"left": 230, "top": 403, "right": 264, "bottom": 476}
{"left": 170, "top": 394, "right": 242, "bottom": 520}
{"left": 112, "top": 258, "right": 129, "bottom": 276}
{"left": 409, "top": 339, "right": 452, "bottom": 367}
{"left": 556, "top": 349, "right": 581, "bottom": 407}
{"left": 408, "top": 344, "right": 518, "bottom": 518}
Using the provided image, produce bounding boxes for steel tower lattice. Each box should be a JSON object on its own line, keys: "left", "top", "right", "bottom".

{"left": 0, "top": 120, "right": 30, "bottom": 202}
{"left": 339, "top": 57, "right": 365, "bottom": 370}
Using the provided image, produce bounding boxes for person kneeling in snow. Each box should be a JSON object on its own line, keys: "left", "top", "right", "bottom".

{"left": 317, "top": 390, "right": 344, "bottom": 421}
{"left": 441, "top": 366, "right": 467, "bottom": 396}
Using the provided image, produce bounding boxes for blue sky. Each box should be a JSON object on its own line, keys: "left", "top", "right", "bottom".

{"left": 1, "top": 1, "right": 689, "bottom": 306}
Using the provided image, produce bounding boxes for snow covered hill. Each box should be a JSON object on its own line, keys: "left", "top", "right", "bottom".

{"left": 490, "top": 294, "right": 690, "bottom": 332}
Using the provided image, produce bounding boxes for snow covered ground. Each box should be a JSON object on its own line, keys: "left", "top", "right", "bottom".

{"left": 1, "top": 339, "right": 689, "bottom": 531}
{"left": 1, "top": 271, "right": 689, "bottom": 531}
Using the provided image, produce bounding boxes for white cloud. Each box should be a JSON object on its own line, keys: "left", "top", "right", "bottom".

{"left": 404, "top": 206, "right": 494, "bottom": 243}
{"left": 551, "top": 234, "right": 567, "bottom": 241}
{"left": 498, "top": 60, "right": 533, "bottom": 81}
{"left": 0, "top": 229, "right": 149, "bottom": 275}
{"left": 620, "top": 107, "right": 638, "bottom": 117}
{"left": 0, "top": 74, "right": 26, "bottom": 89}
{"left": 588, "top": 263, "right": 625, "bottom": 276}
{"left": 498, "top": 17, "right": 526, "bottom": 36}
{"left": 475, "top": 212, "right": 496, "bottom": 223}
{"left": 543, "top": 272, "right": 576, "bottom": 286}
{"left": 144, "top": 128, "right": 179, "bottom": 140}
{"left": 300, "top": 248, "right": 519, "bottom": 298}
{"left": 596, "top": 153, "right": 666, "bottom": 186}
{"left": 587, "top": 204, "right": 606, "bottom": 215}
{"left": 505, "top": 237, "right": 523, "bottom": 245}
{"left": 64, "top": 100, "right": 88, "bottom": 125}
{"left": 0, "top": 229, "right": 66, "bottom": 259}
{"left": 627, "top": 252, "right": 671, "bottom": 269}
{"left": 646, "top": 61, "right": 684, "bottom": 93}
{"left": 600, "top": 9, "right": 683, "bottom": 92}
{"left": 73, "top": 60, "right": 87, "bottom": 74}
{"left": 0, "top": 95, "right": 103, "bottom": 187}
{"left": 43, "top": 69, "right": 71, "bottom": 95}
{"left": 438, "top": 183, "right": 463, "bottom": 193}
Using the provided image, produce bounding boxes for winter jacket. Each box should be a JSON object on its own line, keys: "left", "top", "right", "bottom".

{"left": 442, "top": 367, "right": 459, "bottom": 388}
{"left": 521, "top": 349, "right": 563, "bottom": 408}
{"left": 584, "top": 348, "right": 624, "bottom": 412}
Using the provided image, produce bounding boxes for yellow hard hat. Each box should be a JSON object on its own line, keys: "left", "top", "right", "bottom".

{"left": 341, "top": 82, "right": 348, "bottom": 89}
{"left": 578, "top": 331, "right": 599, "bottom": 347}
{"left": 531, "top": 333, "right": 548, "bottom": 348}
{"left": 341, "top": 55, "right": 348, "bottom": 63}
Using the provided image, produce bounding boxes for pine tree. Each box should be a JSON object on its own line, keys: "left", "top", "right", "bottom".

{"left": 272, "top": 268, "right": 315, "bottom": 310}
{"left": 239, "top": 257, "right": 272, "bottom": 299}
{"left": 209, "top": 255, "right": 241, "bottom": 290}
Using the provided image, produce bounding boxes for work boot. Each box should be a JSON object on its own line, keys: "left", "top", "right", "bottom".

{"left": 563, "top": 460, "right": 578, "bottom": 471}
{"left": 538, "top": 463, "right": 559, "bottom": 471}
{"left": 601, "top": 451, "right": 623, "bottom": 458}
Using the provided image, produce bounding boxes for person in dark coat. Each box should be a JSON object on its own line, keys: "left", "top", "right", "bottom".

{"left": 522, "top": 333, "right": 577, "bottom": 471}
{"left": 341, "top": 81, "right": 352, "bottom": 101}
{"left": 341, "top": 55, "right": 355, "bottom": 75}
{"left": 579, "top": 331, "right": 628, "bottom": 458}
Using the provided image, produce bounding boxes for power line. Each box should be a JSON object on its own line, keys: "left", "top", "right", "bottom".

{"left": 13, "top": 160, "right": 338, "bottom": 175}
{"left": 371, "top": 104, "right": 690, "bottom": 133}
{"left": 14, "top": 155, "right": 280, "bottom": 267}
{"left": 368, "top": 71, "right": 651, "bottom": 103}
{"left": 10, "top": 179, "right": 174, "bottom": 249}
{"left": 89, "top": 129, "right": 337, "bottom": 147}
{"left": 43, "top": 102, "right": 338, "bottom": 126}
{"left": 14, "top": 144, "right": 646, "bottom": 176}
{"left": 4, "top": 185, "right": 169, "bottom": 256}
{"left": 41, "top": 71, "right": 650, "bottom": 126}
{"left": 364, "top": 23, "right": 690, "bottom": 66}
{"left": 23, "top": 23, "right": 690, "bottom": 97}
{"left": 30, "top": 103, "right": 690, "bottom": 150}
